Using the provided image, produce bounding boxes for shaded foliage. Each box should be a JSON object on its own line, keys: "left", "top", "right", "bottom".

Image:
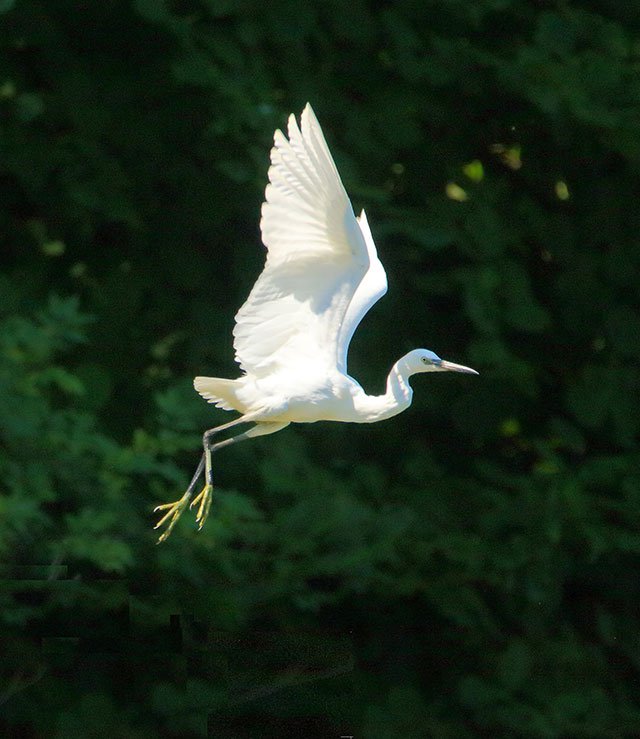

{"left": 1, "top": 0, "right": 640, "bottom": 736}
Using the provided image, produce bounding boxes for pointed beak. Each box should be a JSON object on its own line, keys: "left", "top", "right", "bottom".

{"left": 439, "top": 360, "right": 479, "bottom": 375}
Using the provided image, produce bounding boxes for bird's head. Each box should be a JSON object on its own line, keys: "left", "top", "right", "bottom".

{"left": 403, "top": 349, "right": 479, "bottom": 376}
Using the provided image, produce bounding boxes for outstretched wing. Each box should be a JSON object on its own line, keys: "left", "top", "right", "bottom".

{"left": 233, "top": 104, "right": 386, "bottom": 378}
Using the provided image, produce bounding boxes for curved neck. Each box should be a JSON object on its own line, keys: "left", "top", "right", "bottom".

{"left": 353, "top": 357, "right": 414, "bottom": 423}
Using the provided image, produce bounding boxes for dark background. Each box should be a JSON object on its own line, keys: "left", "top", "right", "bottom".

{"left": 1, "top": 1, "right": 640, "bottom": 736}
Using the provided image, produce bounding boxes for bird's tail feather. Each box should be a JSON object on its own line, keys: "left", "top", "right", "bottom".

{"left": 193, "top": 376, "right": 244, "bottom": 412}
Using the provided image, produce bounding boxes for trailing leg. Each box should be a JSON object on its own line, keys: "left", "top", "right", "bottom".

{"left": 153, "top": 415, "right": 287, "bottom": 542}
{"left": 154, "top": 413, "right": 260, "bottom": 543}
{"left": 190, "top": 422, "right": 290, "bottom": 529}
{"left": 153, "top": 454, "right": 205, "bottom": 543}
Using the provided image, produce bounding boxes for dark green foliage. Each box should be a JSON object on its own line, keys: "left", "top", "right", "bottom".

{"left": 1, "top": 1, "right": 640, "bottom": 736}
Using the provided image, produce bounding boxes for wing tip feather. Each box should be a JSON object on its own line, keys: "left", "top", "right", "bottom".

{"left": 301, "top": 102, "right": 317, "bottom": 128}
{"left": 287, "top": 113, "right": 300, "bottom": 139}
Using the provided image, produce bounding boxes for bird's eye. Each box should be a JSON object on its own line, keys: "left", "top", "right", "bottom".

{"left": 421, "top": 356, "right": 430, "bottom": 364}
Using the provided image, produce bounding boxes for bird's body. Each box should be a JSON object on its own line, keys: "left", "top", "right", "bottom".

{"left": 154, "top": 104, "right": 477, "bottom": 541}
{"left": 196, "top": 358, "right": 412, "bottom": 425}
{"left": 201, "top": 370, "right": 360, "bottom": 424}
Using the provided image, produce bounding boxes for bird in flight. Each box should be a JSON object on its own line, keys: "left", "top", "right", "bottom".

{"left": 154, "top": 104, "right": 478, "bottom": 542}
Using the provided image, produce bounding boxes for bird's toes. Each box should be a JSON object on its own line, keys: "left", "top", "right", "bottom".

{"left": 192, "top": 484, "right": 213, "bottom": 529}
{"left": 153, "top": 502, "right": 173, "bottom": 513}
{"left": 154, "top": 508, "right": 176, "bottom": 530}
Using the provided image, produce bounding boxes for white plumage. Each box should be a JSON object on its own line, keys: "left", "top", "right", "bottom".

{"left": 154, "top": 104, "right": 477, "bottom": 541}
{"left": 233, "top": 106, "right": 381, "bottom": 380}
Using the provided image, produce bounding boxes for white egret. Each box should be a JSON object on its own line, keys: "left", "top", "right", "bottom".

{"left": 154, "top": 104, "right": 477, "bottom": 542}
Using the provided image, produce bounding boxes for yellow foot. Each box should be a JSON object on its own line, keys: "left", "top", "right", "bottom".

{"left": 154, "top": 492, "right": 191, "bottom": 543}
{"left": 190, "top": 484, "right": 213, "bottom": 530}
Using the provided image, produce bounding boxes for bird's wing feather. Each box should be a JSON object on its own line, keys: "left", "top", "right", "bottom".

{"left": 233, "top": 104, "right": 385, "bottom": 378}
{"left": 336, "top": 209, "right": 388, "bottom": 371}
